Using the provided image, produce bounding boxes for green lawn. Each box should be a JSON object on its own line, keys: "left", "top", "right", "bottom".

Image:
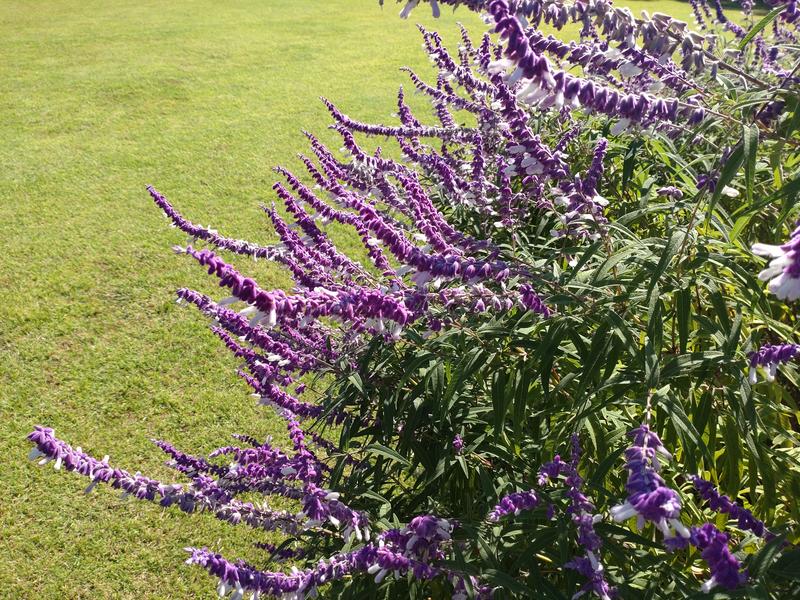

{"left": 0, "top": 1, "right": 695, "bottom": 597}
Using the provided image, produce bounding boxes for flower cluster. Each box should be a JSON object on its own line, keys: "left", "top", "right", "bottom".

{"left": 27, "top": 424, "right": 370, "bottom": 541}
{"left": 690, "top": 475, "right": 771, "bottom": 539}
{"left": 610, "top": 425, "right": 688, "bottom": 543}
{"left": 185, "top": 515, "right": 491, "bottom": 600}
{"left": 690, "top": 524, "right": 749, "bottom": 592}
{"left": 541, "top": 436, "right": 615, "bottom": 600}
{"left": 487, "top": 490, "right": 539, "bottom": 521}
{"left": 753, "top": 224, "right": 800, "bottom": 301}
{"left": 748, "top": 343, "right": 800, "bottom": 383}
{"left": 611, "top": 423, "right": 748, "bottom": 591}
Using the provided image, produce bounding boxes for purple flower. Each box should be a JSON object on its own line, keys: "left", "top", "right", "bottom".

{"left": 148, "top": 186, "right": 279, "bottom": 259}
{"left": 656, "top": 186, "right": 683, "bottom": 200}
{"left": 537, "top": 453, "right": 567, "bottom": 485}
{"left": 485, "top": 0, "right": 702, "bottom": 126}
{"left": 611, "top": 425, "right": 690, "bottom": 543}
{"left": 26, "top": 427, "right": 305, "bottom": 535}
{"left": 541, "top": 435, "right": 616, "bottom": 599}
{"left": 747, "top": 343, "right": 800, "bottom": 383}
{"left": 185, "top": 512, "right": 490, "bottom": 599}
{"left": 488, "top": 490, "right": 539, "bottom": 521}
{"left": 690, "top": 476, "right": 770, "bottom": 539}
{"left": 689, "top": 523, "right": 748, "bottom": 591}
{"left": 550, "top": 138, "right": 610, "bottom": 239}
{"left": 452, "top": 434, "right": 464, "bottom": 454}
{"left": 564, "top": 554, "right": 615, "bottom": 600}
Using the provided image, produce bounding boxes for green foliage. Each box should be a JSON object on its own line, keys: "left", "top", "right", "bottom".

{"left": 317, "top": 53, "right": 800, "bottom": 600}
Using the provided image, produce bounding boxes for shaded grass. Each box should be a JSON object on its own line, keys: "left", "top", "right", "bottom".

{"left": 0, "top": 0, "right": 698, "bottom": 597}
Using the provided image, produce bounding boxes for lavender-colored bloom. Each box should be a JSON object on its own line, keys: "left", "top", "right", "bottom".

{"left": 153, "top": 439, "right": 228, "bottom": 478}
{"left": 690, "top": 476, "right": 771, "bottom": 539}
{"left": 27, "top": 425, "right": 376, "bottom": 546}
{"left": 302, "top": 484, "right": 371, "bottom": 541}
{"left": 176, "top": 288, "right": 323, "bottom": 374}
{"left": 747, "top": 343, "right": 800, "bottom": 383}
{"left": 541, "top": 435, "right": 615, "bottom": 600}
{"left": 452, "top": 434, "right": 464, "bottom": 454}
{"left": 550, "top": 138, "right": 609, "bottom": 239}
{"left": 564, "top": 555, "right": 615, "bottom": 600}
{"left": 611, "top": 425, "right": 689, "bottom": 543}
{"left": 27, "top": 427, "right": 305, "bottom": 535}
{"left": 148, "top": 186, "right": 279, "bottom": 259}
{"left": 688, "top": 0, "right": 709, "bottom": 29}
{"left": 485, "top": 0, "right": 701, "bottom": 126}
{"left": 186, "top": 514, "right": 490, "bottom": 599}
{"left": 538, "top": 453, "right": 567, "bottom": 485}
{"left": 656, "top": 186, "right": 683, "bottom": 200}
{"left": 689, "top": 523, "right": 748, "bottom": 591}
{"left": 488, "top": 490, "right": 539, "bottom": 521}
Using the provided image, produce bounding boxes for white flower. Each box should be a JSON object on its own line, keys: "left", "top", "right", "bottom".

{"left": 611, "top": 118, "right": 631, "bottom": 135}
{"left": 619, "top": 62, "right": 643, "bottom": 78}
{"left": 721, "top": 185, "right": 739, "bottom": 197}
{"left": 752, "top": 242, "right": 800, "bottom": 300}
{"left": 701, "top": 576, "right": 719, "bottom": 593}
{"left": 487, "top": 59, "right": 514, "bottom": 75}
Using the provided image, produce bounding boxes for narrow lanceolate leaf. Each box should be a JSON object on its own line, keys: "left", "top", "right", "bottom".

{"left": 709, "top": 143, "right": 744, "bottom": 216}
{"left": 364, "top": 443, "right": 411, "bottom": 467}
{"left": 743, "top": 124, "right": 759, "bottom": 204}
{"left": 738, "top": 5, "right": 788, "bottom": 50}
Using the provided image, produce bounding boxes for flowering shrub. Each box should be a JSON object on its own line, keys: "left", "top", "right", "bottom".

{"left": 26, "top": 0, "right": 800, "bottom": 597}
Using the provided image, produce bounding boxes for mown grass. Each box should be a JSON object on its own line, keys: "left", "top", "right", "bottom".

{"left": 1, "top": 1, "right": 696, "bottom": 597}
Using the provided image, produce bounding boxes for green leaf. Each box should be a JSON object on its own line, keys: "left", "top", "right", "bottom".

{"left": 770, "top": 549, "right": 800, "bottom": 581}
{"left": 750, "top": 534, "right": 788, "bottom": 580}
{"left": 676, "top": 285, "right": 692, "bottom": 354}
{"left": 483, "top": 569, "right": 534, "bottom": 595}
{"left": 622, "top": 139, "right": 642, "bottom": 188}
{"left": 647, "top": 231, "right": 685, "bottom": 301}
{"left": 663, "top": 394, "right": 712, "bottom": 468}
{"left": 709, "top": 143, "right": 744, "bottom": 216}
{"left": 364, "top": 443, "right": 411, "bottom": 467}
{"left": 491, "top": 369, "right": 511, "bottom": 437}
{"left": 723, "top": 419, "right": 742, "bottom": 495}
{"left": 742, "top": 124, "right": 759, "bottom": 204}
{"left": 738, "top": 5, "right": 788, "bottom": 50}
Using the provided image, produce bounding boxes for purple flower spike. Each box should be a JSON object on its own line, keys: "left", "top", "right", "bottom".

{"left": 537, "top": 454, "right": 566, "bottom": 485}
{"left": 488, "top": 490, "right": 539, "bottom": 521}
{"left": 186, "top": 512, "right": 491, "bottom": 599}
{"left": 453, "top": 434, "right": 464, "bottom": 455}
{"left": 747, "top": 343, "right": 800, "bottom": 383}
{"left": 690, "top": 476, "right": 770, "bottom": 539}
{"left": 148, "top": 186, "right": 278, "bottom": 259}
{"left": 26, "top": 426, "right": 304, "bottom": 535}
{"left": 611, "top": 424, "right": 690, "bottom": 544}
{"left": 541, "top": 435, "right": 616, "bottom": 599}
{"left": 565, "top": 554, "right": 615, "bottom": 600}
{"left": 689, "top": 523, "right": 748, "bottom": 591}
